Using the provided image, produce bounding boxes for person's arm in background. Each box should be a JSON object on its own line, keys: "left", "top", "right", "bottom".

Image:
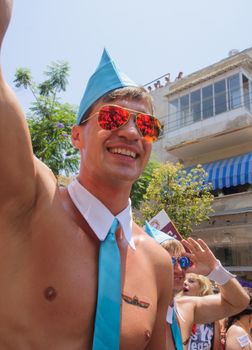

{"left": 213, "top": 320, "right": 221, "bottom": 350}
{"left": 182, "top": 238, "right": 249, "bottom": 324}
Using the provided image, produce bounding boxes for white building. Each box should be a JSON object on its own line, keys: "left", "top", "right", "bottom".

{"left": 150, "top": 47, "right": 252, "bottom": 281}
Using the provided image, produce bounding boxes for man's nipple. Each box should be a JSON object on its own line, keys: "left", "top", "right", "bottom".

{"left": 44, "top": 286, "right": 57, "bottom": 301}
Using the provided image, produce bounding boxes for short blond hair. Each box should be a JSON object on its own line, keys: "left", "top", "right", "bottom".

{"left": 186, "top": 273, "right": 213, "bottom": 296}
{"left": 161, "top": 239, "right": 185, "bottom": 257}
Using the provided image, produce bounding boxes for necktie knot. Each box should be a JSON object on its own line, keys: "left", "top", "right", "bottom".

{"left": 107, "top": 218, "right": 119, "bottom": 239}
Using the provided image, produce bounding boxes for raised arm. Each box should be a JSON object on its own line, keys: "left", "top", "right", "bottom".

{"left": 182, "top": 238, "right": 250, "bottom": 323}
{"left": 0, "top": 0, "right": 36, "bottom": 216}
{"left": 0, "top": 0, "right": 12, "bottom": 46}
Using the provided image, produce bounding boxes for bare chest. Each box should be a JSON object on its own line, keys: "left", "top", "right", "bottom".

{"left": 0, "top": 219, "right": 157, "bottom": 349}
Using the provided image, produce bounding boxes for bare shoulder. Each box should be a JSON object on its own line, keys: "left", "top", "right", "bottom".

{"left": 226, "top": 325, "right": 251, "bottom": 349}
{"left": 227, "top": 324, "right": 249, "bottom": 338}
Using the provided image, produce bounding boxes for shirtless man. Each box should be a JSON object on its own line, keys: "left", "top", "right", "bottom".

{"left": 161, "top": 237, "right": 249, "bottom": 350}
{"left": 0, "top": 1, "right": 172, "bottom": 349}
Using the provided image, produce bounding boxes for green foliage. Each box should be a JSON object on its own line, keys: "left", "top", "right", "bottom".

{"left": 14, "top": 61, "right": 79, "bottom": 176}
{"left": 131, "top": 160, "right": 160, "bottom": 209}
{"left": 37, "top": 61, "right": 69, "bottom": 98}
{"left": 14, "top": 67, "right": 33, "bottom": 89}
{"left": 138, "top": 162, "right": 214, "bottom": 238}
{"left": 27, "top": 102, "right": 78, "bottom": 175}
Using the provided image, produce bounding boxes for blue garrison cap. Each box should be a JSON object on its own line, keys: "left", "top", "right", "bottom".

{"left": 144, "top": 221, "right": 175, "bottom": 244}
{"left": 76, "top": 48, "right": 139, "bottom": 125}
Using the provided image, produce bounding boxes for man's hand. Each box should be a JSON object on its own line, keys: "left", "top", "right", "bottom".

{"left": 182, "top": 237, "right": 218, "bottom": 275}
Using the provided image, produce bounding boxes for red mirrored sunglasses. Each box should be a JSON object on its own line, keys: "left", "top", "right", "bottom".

{"left": 81, "top": 104, "right": 163, "bottom": 142}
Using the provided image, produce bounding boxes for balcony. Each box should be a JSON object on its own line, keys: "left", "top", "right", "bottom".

{"left": 163, "top": 106, "right": 252, "bottom": 161}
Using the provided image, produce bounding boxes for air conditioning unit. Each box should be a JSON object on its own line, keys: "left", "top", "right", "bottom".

{"left": 228, "top": 49, "right": 239, "bottom": 57}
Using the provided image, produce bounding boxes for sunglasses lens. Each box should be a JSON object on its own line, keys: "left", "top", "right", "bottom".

{"left": 98, "top": 106, "right": 128, "bottom": 130}
{"left": 136, "top": 114, "right": 162, "bottom": 142}
{"left": 172, "top": 256, "right": 191, "bottom": 268}
{"left": 179, "top": 256, "right": 190, "bottom": 269}
{"left": 97, "top": 105, "right": 162, "bottom": 142}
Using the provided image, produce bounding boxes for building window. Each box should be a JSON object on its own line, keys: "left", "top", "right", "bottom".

{"left": 213, "top": 245, "right": 233, "bottom": 266}
{"left": 242, "top": 74, "right": 250, "bottom": 111}
{"left": 202, "top": 85, "right": 213, "bottom": 119}
{"left": 228, "top": 73, "right": 241, "bottom": 109}
{"left": 168, "top": 98, "right": 179, "bottom": 130}
{"left": 167, "top": 72, "right": 252, "bottom": 131}
{"left": 190, "top": 89, "right": 201, "bottom": 122}
{"left": 180, "top": 94, "right": 190, "bottom": 125}
{"left": 214, "top": 79, "right": 227, "bottom": 115}
{"left": 250, "top": 81, "right": 252, "bottom": 111}
{"left": 168, "top": 73, "right": 252, "bottom": 131}
{"left": 212, "top": 236, "right": 252, "bottom": 270}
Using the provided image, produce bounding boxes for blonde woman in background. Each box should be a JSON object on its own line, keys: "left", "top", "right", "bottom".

{"left": 180, "top": 273, "right": 221, "bottom": 350}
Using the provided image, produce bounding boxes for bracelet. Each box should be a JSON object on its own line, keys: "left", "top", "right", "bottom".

{"left": 207, "top": 260, "right": 236, "bottom": 285}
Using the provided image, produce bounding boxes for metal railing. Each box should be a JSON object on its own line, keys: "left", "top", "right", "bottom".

{"left": 159, "top": 90, "right": 252, "bottom": 134}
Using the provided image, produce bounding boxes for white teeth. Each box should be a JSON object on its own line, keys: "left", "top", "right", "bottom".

{"left": 109, "top": 148, "right": 136, "bottom": 158}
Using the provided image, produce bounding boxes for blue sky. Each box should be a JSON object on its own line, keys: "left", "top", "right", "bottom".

{"left": 2, "top": 0, "right": 252, "bottom": 112}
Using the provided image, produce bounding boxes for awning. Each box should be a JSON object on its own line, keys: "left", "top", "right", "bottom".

{"left": 201, "top": 152, "right": 252, "bottom": 190}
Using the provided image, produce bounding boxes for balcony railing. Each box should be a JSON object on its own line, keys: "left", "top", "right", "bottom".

{"left": 164, "top": 90, "right": 252, "bottom": 133}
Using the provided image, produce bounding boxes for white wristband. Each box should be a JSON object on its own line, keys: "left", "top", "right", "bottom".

{"left": 207, "top": 260, "right": 236, "bottom": 285}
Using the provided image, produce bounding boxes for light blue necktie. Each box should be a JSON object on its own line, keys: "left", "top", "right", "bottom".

{"left": 92, "top": 218, "right": 121, "bottom": 350}
{"left": 171, "top": 308, "right": 184, "bottom": 350}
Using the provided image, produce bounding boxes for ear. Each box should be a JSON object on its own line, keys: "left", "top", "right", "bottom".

{"left": 71, "top": 125, "right": 82, "bottom": 149}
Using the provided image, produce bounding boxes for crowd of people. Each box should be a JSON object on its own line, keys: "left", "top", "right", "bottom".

{"left": 177, "top": 272, "right": 252, "bottom": 350}
{"left": 0, "top": 1, "right": 251, "bottom": 349}
{"left": 144, "top": 225, "right": 251, "bottom": 349}
{"left": 147, "top": 71, "right": 184, "bottom": 92}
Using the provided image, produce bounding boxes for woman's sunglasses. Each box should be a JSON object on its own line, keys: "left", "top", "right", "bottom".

{"left": 172, "top": 256, "right": 191, "bottom": 269}
{"left": 81, "top": 104, "right": 163, "bottom": 142}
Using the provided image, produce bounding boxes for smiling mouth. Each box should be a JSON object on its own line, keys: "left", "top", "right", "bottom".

{"left": 108, "top": 147, "right": 137, "bottom": 159}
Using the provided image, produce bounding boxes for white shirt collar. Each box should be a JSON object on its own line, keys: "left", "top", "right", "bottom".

{"left": 67, "top": 178, "right": 136, "bottom": 250}
{"left": 166, "top": 305, "right": 174, "bottom": 324}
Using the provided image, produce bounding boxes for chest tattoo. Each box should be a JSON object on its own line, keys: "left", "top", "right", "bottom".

{"left": 122, "top": 293, "right": 150, "bottom": 309}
